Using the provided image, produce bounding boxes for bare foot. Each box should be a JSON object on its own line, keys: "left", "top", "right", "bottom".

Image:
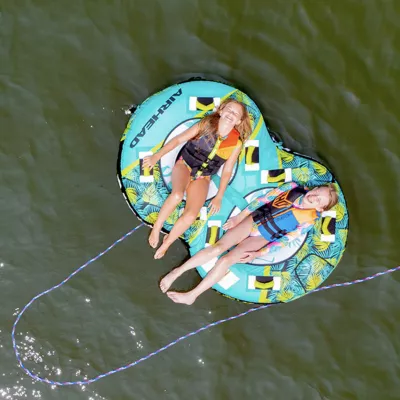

{"left": 154, "top": 241, "right": 171, "bottom": 259}
{"left": 148, "top": 227, "right": 161, "bottom": 248}
{"left": 166, "top": 291, "right": 196, "bottom": 305}
{"left": 159, "top": 269, "right": 180, "bottom": 293}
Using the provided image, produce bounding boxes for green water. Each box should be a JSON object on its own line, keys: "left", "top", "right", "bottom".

{"left": 1, "top": 1, "right": 399, "bottom": 399}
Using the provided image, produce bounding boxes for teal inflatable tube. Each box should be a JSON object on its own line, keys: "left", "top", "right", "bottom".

{"left": 117, "top": 79, "right": 349, "bottom": 304}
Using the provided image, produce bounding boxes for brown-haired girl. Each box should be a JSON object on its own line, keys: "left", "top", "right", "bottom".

{"left": 143, "top": 99, "right": 252, "bottom": 259}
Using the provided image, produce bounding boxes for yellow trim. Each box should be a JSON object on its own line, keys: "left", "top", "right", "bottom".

{"left": 121, "top": 114, "right": 137, "bottom": 142}
{"left": 263, "top": 266, "right": 271, "bottom": 276}
{"left": 121, "top": 141, "right": 163, "bottom": 178}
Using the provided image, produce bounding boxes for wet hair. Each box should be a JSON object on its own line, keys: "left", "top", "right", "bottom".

{"left": 193, "top": 99, "right": 252, "bottom": 144}
{"left": 322, "top": 183, "right": 339, "bottom": 211}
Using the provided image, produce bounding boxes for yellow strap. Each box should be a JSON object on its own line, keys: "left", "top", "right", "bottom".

{"left": 207, "top": 226, "right": 219, "bottom": 245}
{"left": 322, "top": 216, "right": 333, "bottom": 235}
{"left": 195, "top": 100, "right": 215, "bottom": 112}
{"left": 196, "top": 136, "right": 223, "bottom": 177}
{"left": 267, "top": 172, "right": 286, "bottom": 183}
{"left": 143, "top": 168, "right": 150, "bottom": 177}
{"left": 254, "top": 280, "right": 275, "bottom": 290}
{"left": 258, "top": 290, "right": 270, "bottom": 303}
{"left": 245, "top": 146, "right": 255, "bottom": 164}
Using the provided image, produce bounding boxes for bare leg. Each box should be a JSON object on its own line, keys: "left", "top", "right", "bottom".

{"left": 148, "top": 161, "right": 190, "bottom": 248}
{"left": 167, "top": 235, "right": 268, "bottom": 304}
{"left": 154, "top": 177, "right": 210, "bottom": 259}
{"left": 160, "top": 216, "right": 254, "bottom": 292}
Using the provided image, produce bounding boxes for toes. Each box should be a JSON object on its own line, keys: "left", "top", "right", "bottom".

{"left": 154, "top": 247, "right": 166, "bottom": 259}
{"left": 148, "top": 230, "right": 160, "bottom": 248}
{"left": 160, "top": 281, "right": 167, "bottom": 293}
{"left": 148, "top": 237, "right": 158, "bottom": 248}
{"left": 154, "top": 251, "right": 161, "bottom": 259}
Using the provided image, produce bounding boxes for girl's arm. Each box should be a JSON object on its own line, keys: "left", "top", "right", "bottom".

{"left": 209, "top": 144, "right": 242, "bottom": 216}
{"left": 257, "top": 221, "right": 314, "bottom": 257}
{"left": 224, "top": 182, "right": 298, "bottom": 229}
{"left": 143, "top": 122, "right": 200, "bottom": 170}
{"left": 217, "top": 143, "right": 242, "bottom": 197}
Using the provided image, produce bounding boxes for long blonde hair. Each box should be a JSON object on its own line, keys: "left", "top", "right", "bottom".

{"left": 193, "top": 99, "right": 252, "bottom": 144}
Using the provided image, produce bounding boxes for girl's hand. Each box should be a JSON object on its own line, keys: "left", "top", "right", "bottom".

{"left": 142, "top": 154, "right": 159, "bottom": 171}
{"left": 239, "top": 251, "right": 259, "bottom": 263}
{"left": 222, "top": 215, "right": 240, "bottom": 231}
{"left": 208, "top": 196, "right": 222, "bottom": 216}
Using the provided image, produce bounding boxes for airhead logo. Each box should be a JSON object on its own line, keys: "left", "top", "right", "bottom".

{"left": 130, "top": 88, "right": 183, "bottom": 148}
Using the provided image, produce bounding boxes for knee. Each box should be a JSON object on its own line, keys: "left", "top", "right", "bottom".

{"left": 220, "top": 253, "right": 235, "bottom": 264}
{"left": 171, "top": 191, "right": 184, "bottom": 203}
{"left": 181, "top": 210, "right": 198, "bottom": 225}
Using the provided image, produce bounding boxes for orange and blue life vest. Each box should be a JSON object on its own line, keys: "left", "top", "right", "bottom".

{"left": 252, "top": 187, "right": 320, "bottom": 241}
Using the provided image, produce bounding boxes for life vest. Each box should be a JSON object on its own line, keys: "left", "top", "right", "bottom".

{"left": 251, "top": 187, "right": 319, "bottom": 241}
{"left": 179, "top": 128, "right": 241, "bottom": 177}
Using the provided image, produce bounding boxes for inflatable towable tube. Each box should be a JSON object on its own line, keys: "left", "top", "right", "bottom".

{"left": 117, "top": 79, "right": 349, "bottom": 304}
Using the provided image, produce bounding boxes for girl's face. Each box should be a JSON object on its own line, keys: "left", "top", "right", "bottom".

{"left": 302, "top": 187, "right": 331, "bottom": 211}
{"left": 219, "top": 102, "right": 243, "bottom": 126}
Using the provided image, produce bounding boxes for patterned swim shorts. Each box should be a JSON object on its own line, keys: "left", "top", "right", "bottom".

{"left": 177, "top": 157, "right": 210, "bottom": 181}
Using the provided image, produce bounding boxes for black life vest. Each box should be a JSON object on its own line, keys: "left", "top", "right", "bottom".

{"left": 251, "top": 187, "right": 308, "bottom": 240}
{"left": 179, "top": 128, "right": 240, "bottom": 177}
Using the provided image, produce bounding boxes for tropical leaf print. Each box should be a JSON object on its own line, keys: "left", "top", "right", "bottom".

{"left": 293, "top": 242, "right": 309, "bottom": 263}
{"left": 313, "top": 235, "right": 331, "bottom": 252}
{"left": 312, "top": 257, "right": 327, "bottom": 274}
{"left": 280, "top": 271, "right": 292, "bottom": 287}
{"left": 333, "top": 203, "right": 345, "bottom": 222}
{"left": 292, "top": 167, "right": 310, "bottom": 183}
{"left": 312, "top": 161, "right": 328, "bottom": 176}
{"left": 277, "top": 290, "right": 295, "bottom": 302}
{"left": 186, "top": 220, "right": 207, "bottom": 243}
{"left": 277, "top": 148, "right": 294, "bottom": 168}
{"left": 325, "top": 257, "right": 338, "bottom": 265}
{"left": 146, "top": 211, "right": 159, "bottom": 225}
{"left": 143, "top": 184, "right": 163, "bottom": 206}
{"left": 306, "top": 273, "right": 323, "bottom": 291}
{"left": 166, "top": 209, "right": 179, "bottom": 225}
{"left": 278, "top": 148, "right": 294, "bottom": 164}
{"left": 338, "top": 228, "right": 348, "bottom": 243}
{"left": 153, "top": 163, "right": 161, "bottom": 183}
{"left": 126, "top": 187, "right": 137, "bottom": 204}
